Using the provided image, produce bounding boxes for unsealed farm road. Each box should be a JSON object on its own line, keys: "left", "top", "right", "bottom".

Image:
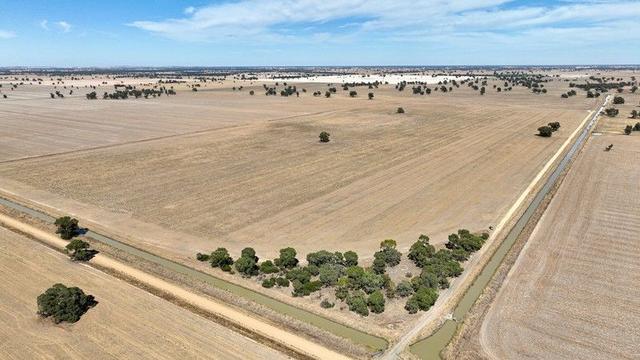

{"left": 0, "top": 212, "right": 351, "bottom": 360}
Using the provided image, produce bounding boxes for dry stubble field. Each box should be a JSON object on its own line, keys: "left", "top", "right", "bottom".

{"left": 0, "top": 227, "right": 289, "bottom": 360}
{"left": 0, "top": 74, "right": 598, "bottom": 334}
{"left": 478, "top": 133, "right": 640, "bottom": 360}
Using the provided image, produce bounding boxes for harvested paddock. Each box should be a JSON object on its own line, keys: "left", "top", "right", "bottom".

{"left": 0, "top": 89, "right": 592, "bottom": 260}
{"left": 0, "top": 227, "right": 289, "bottom": 360}
{"left": 479, "top": 135, "right": 640, "bottom": 359}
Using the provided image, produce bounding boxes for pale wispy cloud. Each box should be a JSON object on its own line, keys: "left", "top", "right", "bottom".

{"left": 129, "top": 0, "right": 640, "bottom": 45}
{"left": 39, "top": 19, "right": 49, "bottom": 30}
{"left": 0, "top": 30, "right": 16, "bottom": 39}
{"left": 56, "top": 21, "right": 72, "bottom": 33}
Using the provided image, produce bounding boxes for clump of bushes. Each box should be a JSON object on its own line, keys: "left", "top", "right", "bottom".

{"left": 613, "top": 96, "right": 625, "bottom": 104}
{"left": 605, "top": 108, "right": 619, "bottom": 117}
{"left": 37, "top": 284, "right": 97, "bottom": 323}
{"left": 537, "top": 126, "right": 553, "bottom": 137}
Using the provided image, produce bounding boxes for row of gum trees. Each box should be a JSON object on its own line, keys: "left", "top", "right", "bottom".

{"left": 197, "top": 229, "right": 488, "bottom": 317}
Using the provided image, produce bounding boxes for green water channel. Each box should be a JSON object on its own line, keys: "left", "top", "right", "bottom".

{"left": 410, "top": 99, "right": 607, "bottom": 359}
{"left": 0, "top": 197, "right": 387, "bottom": 351}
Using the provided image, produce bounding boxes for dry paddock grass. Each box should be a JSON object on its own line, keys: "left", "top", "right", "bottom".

{"left": 0, "top": 227, "right": 290, "bottom": 360}
{"left": 478, "top": 134, "right": 640, "bottom": 359}
{"left": 0, "top": 74, "right": 602, "bottom": 335}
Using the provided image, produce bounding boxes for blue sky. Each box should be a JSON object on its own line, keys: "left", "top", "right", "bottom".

{"left": 1, "top": 0, "right": 639, "bottom": 66}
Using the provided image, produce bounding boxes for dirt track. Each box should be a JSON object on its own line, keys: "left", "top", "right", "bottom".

{"left": 479, "top": 134, "right": 640, "bottom": 359}
{"left": 0, "top": 212, "right": 350, "bottom": 360}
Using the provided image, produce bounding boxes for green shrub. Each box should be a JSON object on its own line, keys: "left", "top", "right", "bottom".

{"left": 319, "top": 131, "right": 330, "bottom": 143}
{"left": 538, "top": 126, "right": 553, "bottom": 137}
{"left": 343, "top": 251, "right": 358, "bottom": 266}
{"left": 397, "top": 107, "right": 405, "bottom": 114}
{"left": 65, "top": 239, "right": 95, "bottom": 261}
{"left": 396, "top": 280, "right": 414, "bottom": 297}
{"left": 262, "top": 278, "right": 276, "bottom": 288}
{"left": 320, "top": 299, "right": 335, "bottom": 308}
{"left": 275, "top": 277, "right": 290, "bottom": 287}
{"left": 405, "top": 286, "right": 438, "bottom": 313}
{"left": 346, "top": 292, "right": 369, "bottom": 316}
{"left": 274, "top": 247, "right": 298, "bottom": 269}
{"left": 367, "top": 290, "right": 385, "bottom": 314}
{"left": 196, "top": 252, "right": 210, "bottom": 261}
{"left": 260, "top": 260, "right": 279, "bottom": 274}
{"left": 210, "top": 248, "right": 234, "bottom": 268}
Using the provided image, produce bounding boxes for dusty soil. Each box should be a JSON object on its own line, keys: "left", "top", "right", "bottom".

{"left": 478, "top": 134, "right": 640, "bottom": 359}
{"left": 0, "top": 73, "right": 603, "bottom": 336}
{"left": 0, "top": 227, "right": 290, "bottom": 360}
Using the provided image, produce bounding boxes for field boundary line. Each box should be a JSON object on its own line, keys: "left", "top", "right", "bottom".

{"left": 0, "top": 212, "right": 352, "bottom": 360}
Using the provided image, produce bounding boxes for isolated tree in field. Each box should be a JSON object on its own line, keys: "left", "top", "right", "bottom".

{"left": 368, "top": 92, "right": 374, "bottom": 100}
{"left": 631, "top": 110, "right": 639, "bottom": 119}
{"left": 605, "top": 108, "right": 619, "bottom": 117}
{"left": 209, "top": 247, "right": 234, "bottom": 271}
{"left": 613, "top": 96, "right": 625, "bottom": 104}
{"left": 319, "top": 131, "right": 330, "bottom": 143}
{"left": 54, "top": 216, "right": 80, "bottom": 240}
{"left": 397, "top": 107, "right": 405, "bottom": 114}
{"left": 37, "top": 284, "right": 97, "bottom": 323}
{"left": 548, "top": 122, "right": 561, "bottom": 131}
{"left": 65, "top": 239, "right": 95, "bottom": 261}
{"left": 538, "top": 126, "right": 553, "bottom": 137}
{"left": 349, "top": 90, "right": 357, "bottom": 97}
{"left": 624, "top": 125, "right": 633, "bottom": 135}
{"left": 249, "top": 90, "right": 255, "bottom": 95}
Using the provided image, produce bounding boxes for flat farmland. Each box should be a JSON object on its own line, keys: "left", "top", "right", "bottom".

{"left": 479, "top": 134, "right": 640, "bottom": 359}
{"left": 0, "top": 81, "right": 594, "bottom": 260}
{"left": 0, "top": 227, "right": 289, "bottom": 360}
{"left": 0, "top": 82, "right": 592, "bottom": 257}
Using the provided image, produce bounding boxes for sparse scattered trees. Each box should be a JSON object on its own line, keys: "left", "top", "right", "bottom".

{"left": 37, "top": 284, "right": 97, "bottom": 323}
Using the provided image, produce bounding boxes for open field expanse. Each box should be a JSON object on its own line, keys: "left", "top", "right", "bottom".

{"left": 0, "top": 227, "right": 289, "bottom": 360}
{"left": 0, "top": 72, "right": 604, "bottom": 336}
{"left": 479, "top": 134, "right": 640, "bottom": 359}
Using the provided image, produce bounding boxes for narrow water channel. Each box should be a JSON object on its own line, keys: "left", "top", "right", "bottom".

{"left": 0, "top": 197, "right": 387, "bottom": 351}
{"left": 410, "top": 97, "right": 607, "bottom": 359}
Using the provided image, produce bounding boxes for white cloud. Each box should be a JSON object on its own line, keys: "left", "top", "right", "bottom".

{"left": 56, "top": 21, "right": 72, "bottom": 33}
{"left": 40, "top": 20, "right": 49, "bottom": 30}
{"left": 129, "top": 0, "right": 640, "bottom": 46}
{"left": 0, "top": 30, "right": 16, "bottom": 39}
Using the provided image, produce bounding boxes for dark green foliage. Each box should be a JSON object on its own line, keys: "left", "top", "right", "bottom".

{"left": 320, "top": 299, "right": 335, "bottom": 308}
{"left": 235, "top": 247, "right": 259, "bottom": 277}
{"left": 319, "top": 263, "right": 344, "bottom": 287}
{"left": 306, "top": 264, "right": 320, "bottom": 276}
{"left": 397, "top": 107, "right": 405, "bottom": 114}
{"left": 605, "top": 108, "right": 619, "bottom": 117}
{"left": 405, "top": 286, "right": 438, "bottom": 313}
{"left": 408, "top": 234, "right": 436, "bottom": 267}
{"left": 196, "top": 252, "right": 210, "bottom": 261}
{"left": 343, "top": 251, "right": 358, "bottom": 266}
{"left": 86, "top": 92, "right": 97, "bottom": 100}
{"left": 249, "top": 90, "right": 255, "bottom": 95}
{"left": 396, "top": 280, "right": 414, "bottom": 297}
{"left": 372, "top": 257, "right": 387, "bottom": 274}
{"left": 275, "top": 277, "right": 290, "bottom": 287}
{"left": 274, "top": 247, "right": 299, "bottom": 269}
{"left": 446, "top": 229, "right": 487, "bottom": 253}
{"left": 54, "top": 216, "right": 80, "bottom": 240}
{"left": 286, "top": 267, "right": 312, "bottom": 284}
{"left": 335, "top": 286, "right": 349, "bottom": 300}
{"left": 319, "top": 131, "right": 330, "bottom": 143}
{"left": 37, "top": 284, "right": 97, "bottom": 323}
{"left": 210, "top": 248, "right": 234, "bottom": 269}
{"left": 634, "top": 122, "right": 640, "bottom": 131}
{"left": 367, "top": 290, "right": 385, "bottom": 314}
{"left": 360, "top": 271, "right": 385, "bottom": 294}
{"left": 306, "top": 250, "right": 338, "bottom": 267}
{"left": 346, "top": 291, "right": 369, "bottom": 316}
{"left": 374, "top": 239, "right": 402, "bottom": 268}
{"left": 262, "top": 278, "right": 276, "bottom": 288}
{"left": 65, "top": 239, "right": 95, "bottom": 261}
{"left": 631, "top": 110, "right": 639, "bottom": 119}
{"left": 538, "top": 126, "right": 553, "bottom": 137}
{"left": 613, "top": 96, "right": 625, "bottom": 104}
{"left": 349, "top": 90, "right": 357, "bottom": 97}
{"left": 624, "top": 125, "right": 633, "bottom": 135}
{"left": 292, "top": 280, "right": 322, "bottom": 297}
{"left": 548, "top": 122, "right": 560, "bottom": 131}
{"left": 260, "top": 260, "right": 279, "bottom": 274}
